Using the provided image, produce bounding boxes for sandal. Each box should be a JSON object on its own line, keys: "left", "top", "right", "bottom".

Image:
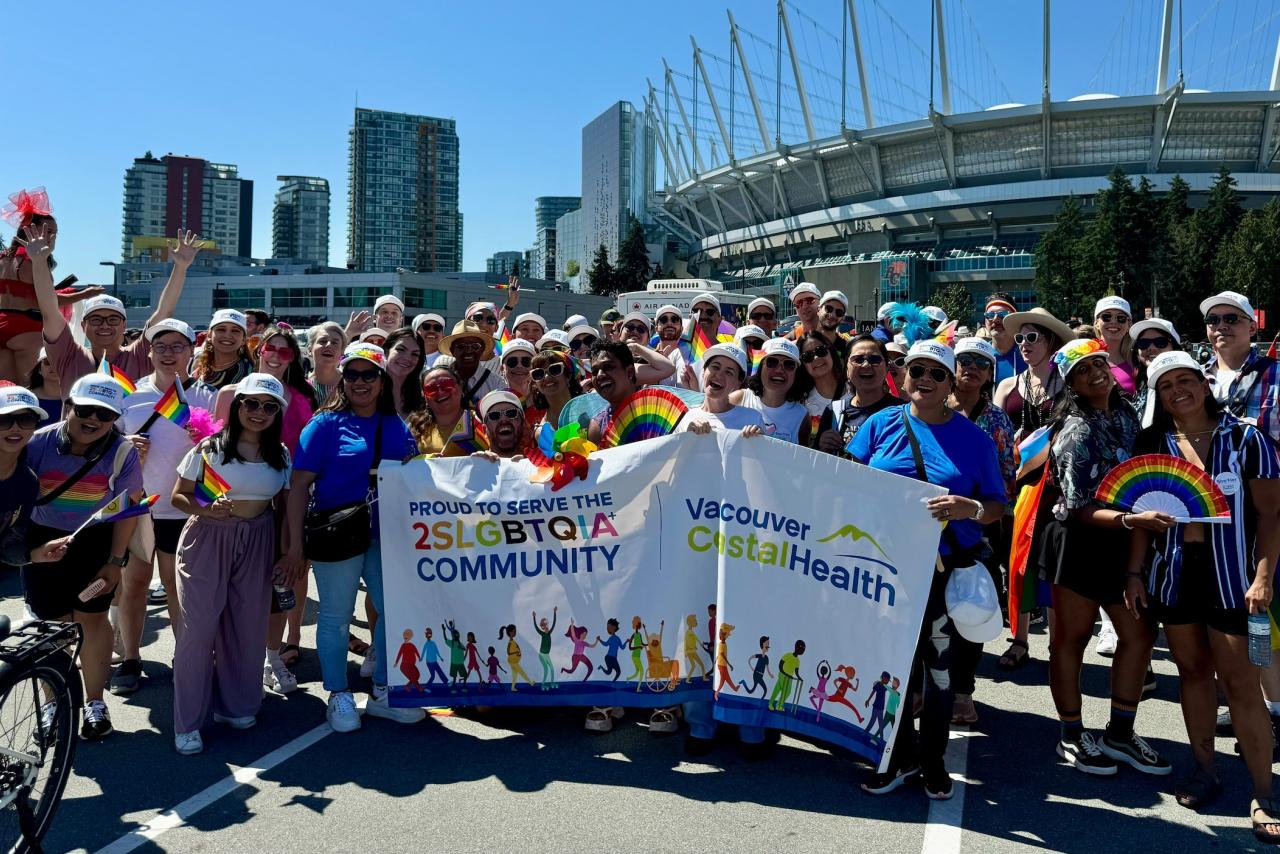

{"left": 998, "top": 640, "right": 1030, "bottom": 671}
{"left": 649, "top": 707, "right": 679, "bottom": 735}
{"left": 1174, "top": 768, "right": 1222, "bottom": 810}
{"left": 1252, "top": 798, "right": 1280, "bottom": 844}
{"left": 585, "top": 707, "right": 614, "bottom": 733}
{"left": 279, "top": 644, "right": 301, "bottom": 668}
{"left": 347, "top": 633, "right": 370, "bottom": 656}
{"left": 951, "top": 694, "right": 978, "bottom": 725}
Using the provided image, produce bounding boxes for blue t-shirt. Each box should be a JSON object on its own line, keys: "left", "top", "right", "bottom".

{"left": 847, "top": 405, "right": 1005, "bottom": 553}
{"left": 994, "top": 346, "right": 1027, "bottom": 385}
{"left": 602, "top": 634, "right": 625, "bottom": 658}
{"left": 0, "top": 457, "right": 38, "bottom": 565}
{"left": 293, "top": 411, "right": 417, "bottom": 530}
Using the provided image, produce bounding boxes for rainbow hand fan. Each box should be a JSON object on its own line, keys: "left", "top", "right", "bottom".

{"left": 1094, "top": 453, "right": 1232, "bottom": 523}
{"left": 602, "top": 387, "right": 688, "bottom": 448}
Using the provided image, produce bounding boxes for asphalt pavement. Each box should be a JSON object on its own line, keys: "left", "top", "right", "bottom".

{"left": 4, "top": 567, "right": 1274, "bottom": 854}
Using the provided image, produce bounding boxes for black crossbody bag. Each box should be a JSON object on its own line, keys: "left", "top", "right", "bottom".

{"left": 899, "top": 407, "right": 983, "bottom": 571}
{"left": 303, "top": 420, "right": 382, "bottom": 562}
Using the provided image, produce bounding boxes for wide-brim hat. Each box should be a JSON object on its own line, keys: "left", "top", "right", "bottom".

{"left": 1003, "top": 307, "right": 1073, "bottom": 346}
{"left": 440, "top": 320, "right": 496, "bottom": 360}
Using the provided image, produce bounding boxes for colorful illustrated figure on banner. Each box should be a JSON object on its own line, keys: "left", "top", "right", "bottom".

{"left": 378, "top": 431, "right": 945, "bottom": 771}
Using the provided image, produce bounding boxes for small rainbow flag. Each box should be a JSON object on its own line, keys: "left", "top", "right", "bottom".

{"left": 99, "top": 358, "right": 135, "bottom": 395}
{"left": 933, "top": 320, "right": 958, "bottom": 347}
{"left": 194, "top": 455, "right": 232, "bottom": 507}
{"left": 494, "top": 325, "right": 511, "bottom": 357}
{"left": 153, "top": 380, "right": 190, "bottom": 428}
{"left": 441, "top": 410, "right": 489, "bottom": 457}
{"left": 1015, "top": 425, "right": 1052, "bottom": 481}
{"left": 749, "top": 348, "right": 765, "bottom": 376}
{"left": 71, "top": 491, "right": 158, "bottom": 537}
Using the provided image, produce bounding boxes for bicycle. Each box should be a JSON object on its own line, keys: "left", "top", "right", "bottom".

{"left": 0, "top": 617, "right": 82, "bottom": 854}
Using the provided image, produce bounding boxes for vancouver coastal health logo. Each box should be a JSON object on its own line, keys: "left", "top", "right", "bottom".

{"left": 682, "top": 498, "right": 901, "bottom": 607}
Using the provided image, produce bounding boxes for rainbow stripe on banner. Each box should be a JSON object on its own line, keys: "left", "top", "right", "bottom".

{"left": 99, "top": 358, "right": 135, "bottom": 394}
{"left": 153, "top": 380, "right": 191, "bottom": 427}
{"left": 194, "top": 455, "right": 232, "bottom": 507}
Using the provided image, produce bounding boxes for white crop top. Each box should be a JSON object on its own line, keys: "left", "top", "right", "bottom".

{"left": 176, "top": 443, "right": 291, "bottom": 501}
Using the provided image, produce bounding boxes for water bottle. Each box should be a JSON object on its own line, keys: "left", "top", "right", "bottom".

{"left": 273, "top": 572, "right": 296, "bottom": 612}
{"left": 1248, "top": 613, "right": 1271, "bottom": 667}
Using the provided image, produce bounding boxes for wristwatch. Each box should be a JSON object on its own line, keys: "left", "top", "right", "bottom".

{"left": 107, "top": 553, "right": 128, "bottom": 567}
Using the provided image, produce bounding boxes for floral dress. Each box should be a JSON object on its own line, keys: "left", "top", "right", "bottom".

{"left": 970, "top": 400, "right": 1018, "bottom": 501}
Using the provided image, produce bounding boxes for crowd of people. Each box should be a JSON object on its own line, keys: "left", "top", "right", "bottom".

{"left": 2, "top": 191, "right": 1279, "bottom": 841}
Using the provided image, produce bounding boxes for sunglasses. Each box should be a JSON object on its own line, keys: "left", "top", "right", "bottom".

{"left": 1014, "top": 331, "right": 1041, "bottom": 345}
{"left": 342, "top": 367, "right": 382, "bottom": 383}
{"left": 657, "top": 314, "right": 681, "bottom": 325}
{"left": 418, "top": 322, "right": 444, "bottom": 333}
{"left": 423, "top": 378, "right": 458, "bottom": 398}
{"left": 240, "top": 398, "right": 281, "bottom": 416}
{"left": 800, "top": 345, "right": 830, "bottom": 363}
{"left": 72, "top": 404, "right": 119, "bottom": 422}
{"left": 749, "top": 312, "right": 775, "bottom": 322}
{"left": 848, "top": 354, "right": 884, "bottom": 366}
{"left": 258, "top": 343, "right": 295, "bottom": 362}
{"left": 0, "top": 412, "right": 39, "bottom": 431}
{"left": 571, "top": 336, "right": 597, "bottom": 349}
{"left": 822, "top": 305, "right": 846, "bottom": 318}
{"left": 742, "top": 338, "right": 764, "bottom": 351}
{"left": 1204, "top": 312, "right": 1245, "bottom": 327}
{"left": 530, "top": 363, "right": 568, "bottom": 382}
{"left": 764, "top": 356, "right": 797, "bottom": 371}
{"left": 472, "top": 314, "right": 499, "bottom": 325}
{"left": 484, "top": 407, "right": 521, "bottom": 422}
{"left": 888, "top": 356, "right": 906, "bottom": 368}
{"left": 956, "top": 354, "right": 993, "bottom": 370}
{"left": 908, "top": 365, "right": 950, "bottom": 383}
{"left": 1097, "top": 313, "right": 1130, "bottom": 324}
{"left": 1136, "top": 335, "right": 1172, "bottom": 350}
{"left": 693, "top": 307, "right": 719, "bottom": 316}
{"left": 451, "top": 339, "right": 485, "bottom": 353}
{"left": 622, "top": 323, "right": 649, "bottom": 335}
{"left": 984, "top": 310, "right": 1010, "bottom": 320}
{"left": 503, "top": 356, "right": 532, "bottom": 368}
{"left": 793, "top": 297, "right": 816, "bottom": 307}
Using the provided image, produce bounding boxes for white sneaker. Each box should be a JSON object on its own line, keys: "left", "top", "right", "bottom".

{"left": 212, "top": 712, "right": 256, "bottom": 730}
{"left": 174, "top": 730, "right": 204, "bottom": 755}
{"left": 359, "top": 645, "right": 378, "bottom": 679}
{"left": 1095, "top": 623, "right": 1118, "bottom": 657}
{"left": 327, "top": 691, "right": 362, "bottom": 733}
{"left": 365, "top": 685, "right": 424, "bottom": 724}
{"left": 264, "top": 662, "right": 298, "bottom": 695}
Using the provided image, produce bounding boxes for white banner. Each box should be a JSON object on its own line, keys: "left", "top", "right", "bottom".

{"left": 378, "top": 432, "right": 944, "bottom": 769}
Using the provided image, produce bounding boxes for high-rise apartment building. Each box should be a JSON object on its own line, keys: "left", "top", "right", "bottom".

{"left": 533, "top": 196, "right": 580, "bottom": 281}
{"left": 486, "top": 251, "right": 523, "bottom": 277}
{"left": 272, "top": 176, "right": 330, "bottom": 264}
{"left": 578, "top": 102, "right": 655, "bottom": 287}
{"left": 348, "top": 108, "right": 461, "bottom": 273}
{"left": 555, "top": 208, "right": 584, "bottom": 286}
{"left": 122, "top": 153, "right": 253, "bottom": 260}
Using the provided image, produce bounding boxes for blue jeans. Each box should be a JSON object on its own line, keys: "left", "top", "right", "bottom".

{"left": 313, "top": 543, "right": 386, "bottom": 692}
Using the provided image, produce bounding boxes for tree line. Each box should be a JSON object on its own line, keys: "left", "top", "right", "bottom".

{"left": 1034, "top": 165, "right": 1278, "bottom": 337}
{"left": 586, "top": 216, "right": 659, "bottom": 297}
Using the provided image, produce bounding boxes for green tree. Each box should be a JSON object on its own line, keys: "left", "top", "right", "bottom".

{"left": 1034, "top": 195, "right": 1091, "bottom": 320}
{"left": 586, "top": 243, "right": 617, "bottom": 297}
{"left": 929, "top": 283, "right": 974, "bottom": 328}
{"left": 615, "top": 217, "right": 651, "bottom": 294}
{"left": 565, "top": 259, "right": 580, "bottom": 278}
{"left": 1215, "top": 201, "right": 1280, "bottom": 323}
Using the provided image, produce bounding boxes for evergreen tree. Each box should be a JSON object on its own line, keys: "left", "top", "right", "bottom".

{"left": 1216, "top": 202, "right": 1280, "bottom": 323}
{"left": 615, "top": 217, "right": 652, "bottom": 294}
{"left": 586, "top": 243, "right": 617, "bottom": 297}
{"left": 929, "top": 283, "right": 974, "bottom": 328}
{"left": 1034, "top": 195, "right": 1091, "bottom": 320}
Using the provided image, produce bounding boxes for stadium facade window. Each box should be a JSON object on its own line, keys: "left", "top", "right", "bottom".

{"left": 1051, "top": 112, "right": 1153, "bottom": 167}
{"left": 334, "top": 287, "right": 384, "bottom": 308}
{"left": 955, "top": 123, "right": 1043, "bottom": 177}
{"left": 271, "top": 288, "right": 326, "bottom": 309}
{"left": 212, "top": 288, "right": 265, "bottom": 310}
{"left": 1163, "top": 108, "right": 1264, "bottom": 162}
{"left": 879, "top": 138, "right": 948, "bottom": 188}
{"left": 403, "top": 287, "right": 448, "bottom": 309}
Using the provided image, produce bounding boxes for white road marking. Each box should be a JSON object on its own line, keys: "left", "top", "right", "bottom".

{"left": 920, "top": 727, "right": 973, "bottom": 854}
{"left": 94, "top": 723, "right": 333, "bottom": 854}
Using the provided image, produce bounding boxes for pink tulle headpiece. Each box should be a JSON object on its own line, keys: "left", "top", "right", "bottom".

{"left": 1, "top": 188, "right": 52, "bottom": 229}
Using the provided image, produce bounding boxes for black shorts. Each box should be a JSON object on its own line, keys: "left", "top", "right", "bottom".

{"left": 1038, "top": 517, "right": 1128, "bottom": 605}
{"left": 1151, "top": 542, "right": 1249, "bottom": 637}
{"left": 153, "top": 517, "right": 187, "bottom": 554}
{"left": 22, "top": 522, "right": 116, "bottom": 618}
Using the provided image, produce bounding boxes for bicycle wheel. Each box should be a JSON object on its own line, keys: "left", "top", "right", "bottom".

{"left": 0, "top": 655, "right": 80, "bottom": 854}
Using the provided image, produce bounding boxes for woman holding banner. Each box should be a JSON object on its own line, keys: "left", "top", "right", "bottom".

{"left": 815, "top": 334, "right": 897, "bottom": 456}
{"left": 114, "top": 319, "right": 215, "bottom": 696}
{"left": 848, "top": 341, "right": 1006, "bottom": 800}
{"left": 169, "top": 373, "right": 292, "bottom": 755}
{"left": 1039, "top": 339, "right": 1174, "bottom": 778}
{"left": 280, "top": 343, "right": 424, "bottom": 734}
{"left": 24, "top": 374, "right": 142, "bottom": 741}
{"left": 731, "top": 338, "right": 811, "bottom": 444}
{"left": 1125, "top": 351, "right": 1280, "bottom": 841}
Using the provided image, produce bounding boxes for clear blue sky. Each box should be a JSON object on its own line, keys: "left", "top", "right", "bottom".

{"left": 3, "top": 0, "right": 1274, "bottom": 285}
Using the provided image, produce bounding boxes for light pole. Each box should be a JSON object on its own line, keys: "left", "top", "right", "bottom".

{"left": 99, "top": 261, "right": 118, "bottom": 298}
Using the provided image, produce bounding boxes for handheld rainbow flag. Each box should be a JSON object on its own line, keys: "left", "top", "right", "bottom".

{"left": 685, "top": 322, "right": 734, "bottom": 362}
{"left": 933, "top": 320, "right": 958, "bottom": 347}
{"left": 1095, "top": 453, "right": 1231, "bottom": 523}
{"left": 152, "top": 380, "right": 191, "bottom": 428}
{"left": 70, "top": 491, "right": 158, "bottom": 538}
{"left": 1015, "top": 425, "right": 1052, "bottom": 481}
{"left": 749, "top": 348, "right": 766, "bottom": 376}
{"left": 194, "top": 455, "right": 232, "bottom": 507}
{"left": 440, "top": 410, "right": 489, "bottom": 457}
{"left": 99, "top": 358, "right": 135, "bottom": 395}
{"left": 1268, "top": 331, "right": 1279, "bottom": 360}
{"left": 494, "top": 325, "right": 511, "bottom": 357}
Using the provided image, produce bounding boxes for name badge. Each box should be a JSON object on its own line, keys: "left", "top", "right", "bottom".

{"left": 1215, "top": 471, "right": 1241, "bottom": 496}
